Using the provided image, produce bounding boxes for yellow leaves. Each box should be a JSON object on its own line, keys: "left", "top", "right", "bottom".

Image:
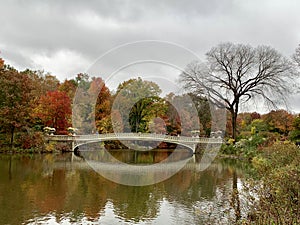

{"left": 227, "top": 138, "right": 235, "bottom": 145}
{"left": 251, "top": 156, "right": 269, "bottom": 172}
{"left": 251, "top": 126, "right": 256, "bottom": 135}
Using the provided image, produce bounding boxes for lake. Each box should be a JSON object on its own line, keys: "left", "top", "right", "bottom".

{"left": 0, "top": 149, "right": 250, "bottom": 224}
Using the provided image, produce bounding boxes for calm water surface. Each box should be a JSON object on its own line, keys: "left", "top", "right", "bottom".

{"left": 0, "top": 150, "right": 249, "bottom": 225}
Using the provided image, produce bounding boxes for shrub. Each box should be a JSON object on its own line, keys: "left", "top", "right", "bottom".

{"left": 221, "top": 143, "right": 238, "bottom": 155}
{"left": 44, "top": 142, "right": 56, "bottom": 152}
{"left": 55, "top": 142, "right": 72, "bottom": 152}
{"left": 289, "top": 129, "right": 300, "bottom": 142}
{"left": 221, "top": 134, "right": 268, "bottom": 159}
{"left": 245, "top": 142, "right": 300, "bottom": 224}
{"left": 238, "top": 131, "right": 252, "bottom": 139}
{"left": 15, "top": 132, "right": 44, "bottom": 151}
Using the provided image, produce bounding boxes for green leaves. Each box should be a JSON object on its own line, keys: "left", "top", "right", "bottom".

{"left": 114, "top": 77, "right": 164, "bottom": 133}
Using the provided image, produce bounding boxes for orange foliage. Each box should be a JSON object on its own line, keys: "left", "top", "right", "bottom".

{"left": 34, "top": 91, "right": 72, "bottom": 133}
{"left": 0, "top": 57, "right": 4, "bottom": 69}
{"left": 262, "top": 110, "right": 294, "bottom": 135}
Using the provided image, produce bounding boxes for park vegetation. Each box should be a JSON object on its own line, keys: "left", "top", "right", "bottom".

{"left": 0, "top": 57, "right": 210, "bottom": 151}
{"left": 1, "top": 42, "right": 300, "bottom": 222}
{"left": 0, "top": 43, "right": 299, "bottom": 152}
{"left": 180, "top": 42, "right": 300, "bottom": 224}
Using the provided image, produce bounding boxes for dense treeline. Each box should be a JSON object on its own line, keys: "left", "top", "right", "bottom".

{"left": 0, "top": 57, "right": 209, "bottom": 150}
{"left": 0, "top": 52, "right": 300, "bottom": 152}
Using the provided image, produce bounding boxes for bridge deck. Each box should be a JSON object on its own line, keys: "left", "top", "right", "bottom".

{"left": 45, "top": 133, "right": 223, "bottom": 144}
{"left": 45, "top": 133, "right": 223, "bottom": 153}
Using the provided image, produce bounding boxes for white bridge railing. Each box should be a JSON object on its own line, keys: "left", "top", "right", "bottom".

{"left": 45, "top": 133, "right": 223, "bottom": 144}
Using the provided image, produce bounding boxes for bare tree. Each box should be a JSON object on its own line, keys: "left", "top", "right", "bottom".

{"left": 180, "top": 42, "right": 296, "bottom": 140}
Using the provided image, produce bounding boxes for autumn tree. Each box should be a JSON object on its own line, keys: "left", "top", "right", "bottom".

{"left": 59, "top": 79, "right": 77, "bottom": 100}
{"left": 89, "top": 77, "right": 112, "bottom": 133}
{"left": 129, "top": 96, "right": 167, "bottom": 133}
{"left": 34, "top": 91, "right": 72, "bottom": 133}
{"left": 75, "top": 73, "right": 90, "bottom": 90}
{"left": 21, "top": 69, "right": 60, "bottom": 95}
{"left": 0, "top": 66, "right": 34, "bottom": 146}
{"left": 148, "top": 117, "right": 166, "bottom": 134}
{"left": 250, "top": 112, "right": 261, "bottom": 120}
{"left": 262, "top": 110, "right": 294, "bottom": 135}
{"left": 188, "top": 93, "right": 212, "bottom": 135}
{"left": 164, "top": 94, "right": 196, "bottom": 136}
{"left": 289, "top": 114, "right": 300, "bottom": 142}
{"left": 21, "top": 70, "right": 60, "bottom": 108}
{"left": 24, "top": 70, "right": 60, "bottom": 98}
{"left": 72, "top": 73, "right": 94, "bottom": 133}
{"left": 237, "top": 112, "right": 252, "bottom": 130}
{"left": 180, "top": 42, "right": 295, "bottom": 140}
{"left": 72, "top": 75, "right": 114, "bottom": 134}
{"left": 164, "top": 93, "right": 182, "bottom": 135}
{"left": 113, "top": 77, "right": 163, "bottom": 133}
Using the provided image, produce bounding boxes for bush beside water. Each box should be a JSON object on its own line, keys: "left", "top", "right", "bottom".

{"left": 243, "top": 142, "right": 300, "bottom": 224}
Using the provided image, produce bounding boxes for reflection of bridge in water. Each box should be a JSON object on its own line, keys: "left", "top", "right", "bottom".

{"left": 51, "top": 153, "right": 218, "bottom": 173}
{"left": 45, "top": 133, "right": 223, "bottom": 153}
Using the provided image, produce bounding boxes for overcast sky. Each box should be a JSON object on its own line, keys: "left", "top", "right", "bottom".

{"left": 1, "top": 0, "right": 300, "bottom": 112}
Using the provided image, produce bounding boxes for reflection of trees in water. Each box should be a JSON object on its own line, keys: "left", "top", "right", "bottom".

{"left": 231, "top": 171, "right": 241, "bottom": 222}
{"left": 102, "top": 157, "right": 245, "bottom": 223}
{"left": 110, "top": 185, "right": 162, "bottom": 223}
{"left": 0, "top": 153, "right": 247, "bottom": 224}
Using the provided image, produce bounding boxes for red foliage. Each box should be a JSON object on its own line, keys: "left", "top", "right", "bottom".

{"left": 34, "top": 91, "right": 72, "bottom": 133}
{"left": 251, "top": 112, "right": 261, "bottom": 120}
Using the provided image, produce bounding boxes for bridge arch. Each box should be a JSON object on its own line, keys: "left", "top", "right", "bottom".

{"left": 45, "top": 133, "right": 223, "bottom": 153}
{"left": 73, "top": 138, "right": 196, "bottom": 152}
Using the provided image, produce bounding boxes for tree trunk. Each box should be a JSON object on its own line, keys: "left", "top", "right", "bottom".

{"left": 231, "top": 101, "right": 239, "bottom": 141}
{"left": 231, "top": 111, "right": 238, "bottom": 141}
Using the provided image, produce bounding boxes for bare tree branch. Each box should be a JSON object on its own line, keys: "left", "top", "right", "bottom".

{"left": 180, "top": 42, "right": 296, "bottom": 139}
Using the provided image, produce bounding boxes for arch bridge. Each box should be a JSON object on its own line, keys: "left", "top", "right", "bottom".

{"left": 45, "top": 133, "right": 223, "bottom": 153}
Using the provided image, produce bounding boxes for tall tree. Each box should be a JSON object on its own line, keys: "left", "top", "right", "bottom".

{"left": 91, "top": 77, "right": 111, "bottom": 121}
{"left": 72, "top": 73, "right": 94, "bottom": 133}
{"left": 0, "top": 66, "right": 34, "bottom": 146}
{"left": 21, "top": 69, "right": 60, "bottom": 107}
{"left": 58, "top": 79, "right": 77, "bottom": 100}
{"left": 180, "top": 42, "right": 295, "bottom": 140}
{"left": 90, "top": 77, "right": 112, "bottom": 133}
{"left": 114, "top": 77, "right": 163, "bottom": 133}
{"left": 33, "top": 91, "right": 72, "bottom": 133}
{"left": 188, "top": 93, "right": 211, "bottom": 135}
